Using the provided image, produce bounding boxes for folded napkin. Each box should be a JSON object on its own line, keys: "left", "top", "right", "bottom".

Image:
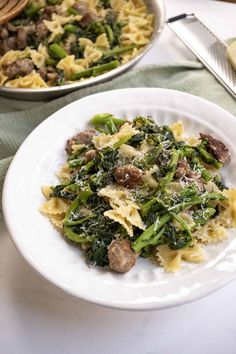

{"left": 1, "top": 61, "right": 236, "bottom": 218}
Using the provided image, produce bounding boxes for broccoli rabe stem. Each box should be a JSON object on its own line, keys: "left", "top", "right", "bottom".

{"left": 158, "top": 149, "right": 180, "bottom": 192}
{"left": 134, "top": 144, "right": 163, "bottom": 169}
{"left": 182, "top": 146, "right": 195, "bottom": 157}
{"left": 68, "top": 157, "right": 85, "bottom": 168}
{"left": 64, "top": 226, "right": 93, "bottom": 243}
{"left": 71, "top": 60, "right": 119, "bottom": 80}
{"left": 113, "top": 134, "right": 133, "bottom": 149}
{"left": 45, "top": 58, "right": 57, "bottom": 66}
{"left": 169, "top": 192, "right": 227, "bottom": 213}
{"left": 103, "top": 45, "right": 136, "bottom": 57}
{"left": 132, "top": 214, "right": 171, "bottom": 252}
{"left": 80, "top": 159, "right": 95, "bottom": 173}
{"left": 193, "top": 207, "right": 216, "bottom": 226}
{"left": 93, "top": 60, "right": 119, "bottom": 74}
{"left": 178, "top": 184, "right": 198, "bottom": 199}
{"left": 64, "top": 214, "right": 96, "bottom": 226}
{"left": 152, "top": 197, "right": 193, "bottom": 238}
{"left": 191, "top": 156, "right": 212, "bottom": 181}
{"left": 49, "top": 44, "right": 67, "bottom": 59}
{"left": 24, "top": 4, "right": 42, "bottom": 16}
{"left": 105, "top": 24, "right": 114, "bottom": 45}
{"left": 64, "top": 188, "right": 93, "bottom": 239}
{"left": 67, "top": 7, "right": 80, "bottom": 15}
{"left": 197, "top": 141, "right": 222, "bottom": 169}
{"left": 171, "top": 212, "right": 192, "bottom": 238}
{"left": 64, "top": 24, "right": 79, "bottom": 33}
{"left": 141, "top": 198, "right": 158, "bottom": 216}
{"left": 91, "top": 113, "right": 125, "bottom": 126}
{"left": 106, "top": 117, "right": 117, "bottom": 134}
{"left": 91, "top": 113, "right": 125, "bottom": 134}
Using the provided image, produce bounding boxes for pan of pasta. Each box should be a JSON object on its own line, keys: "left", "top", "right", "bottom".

{"left": 3, "top": 88, "right": 236, "bottom": 310}
{"left": 0, "top": 0, "right": 165, "bottom": 100}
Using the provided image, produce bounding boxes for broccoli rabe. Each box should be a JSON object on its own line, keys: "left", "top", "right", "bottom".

{"left": 45, "top": 113, "right": 231, "bottom": 273}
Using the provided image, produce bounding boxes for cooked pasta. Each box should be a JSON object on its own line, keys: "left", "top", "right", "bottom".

{"left": 40, "top": 114, "right": 236, "bottom": 273}
{"left": 5, "top": 71, "right": 48, "bottom": 88}
{"left": 0, "top": 0, "right": 154, "bottom": 88}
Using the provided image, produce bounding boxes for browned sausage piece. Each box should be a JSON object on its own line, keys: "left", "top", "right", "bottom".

{"left": 66, "top": 129, "right": 96, "bottom": 154}
{"left": 35, "top": 22, "right": 49, "bottom": 43}
{"left": 17, "top": 29, "right": 28, "bottom": 50}
{"left": 200, "top": 133, "right": 231, "bottom": 164}
{"left": 5, "top": 23, "right": 17, "bottom": 33}
{"left": 0, "top": 27, "right": 9, "bottom": 39}
{"left": 85, "top": 149, "right": 97, "bottom": 163}
{"left": 72, "top": 2, "right": 98, "bottom": 27}
{"left": 39, "top": 66, "right": 59, "bottom": 84}
{"left": 72, "top": 1, "right": 88, "bottom": 15}
{"left": 2, "top": 58, "right": 34, "bottom": 80}
{"left": 0, "top": 37, "right": 17, "bottom": 55}
{"left": 175, "top": 158, "right": 191, "bottom": 178}
{"left": 108, "top": 239, "right": 137, "bottom": 273}
{"left": 38, "top": 6, "right": 55, "bottom": 21}
{"left": 114, "top": 165, "right": 142, "bottom": 189}
{"left": 175, "top": 158, "right": 204, "bottom": 190}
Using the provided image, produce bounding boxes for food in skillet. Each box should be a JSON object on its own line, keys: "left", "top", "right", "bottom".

{"left": 0, "top": 0, "right": 154, "bottom": 88}
{"left": 40, "top": 114, "right": 236, "bottom": 273}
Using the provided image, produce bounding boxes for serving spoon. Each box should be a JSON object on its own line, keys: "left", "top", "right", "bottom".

{"left": 0, "top": 0, "right": 28, "bottom": 25}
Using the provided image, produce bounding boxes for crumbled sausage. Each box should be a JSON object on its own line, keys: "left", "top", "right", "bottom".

{"left": 66, "top": 129, "right": 96, "bottom": 154}
{"left": 47, "top": 70, "right": 59, "bottom": 83}
{"left": 2, "top": 59, "right": 34, "bottom": 80}
{"left": 39, "top": 67, "right": 47, "bottom": 81}
{"left": 108, "top": 239, "right": 137, "bottom": 273}
{"left": 7, "top": 37, "right": 17, "bottom": 49}
{"left": 175, "top": 158, "right": 203, "bottom": 190}
{"left": 17, "top": 28, "right": 29, "bottom": 49}
{"left": 200, "top": 133, "right": 231, "bottom": 164}
{"left": 72, "top": 2, "right": 89, "bottom": 15}
{"left": 0, "top": 24, "right": 35, "bottom": 54}
{"left": 175, "top": 159, "right": 191, "bottom": 178}
{"left": 39, "top": 66, "right": 59, "bottom": 85}
{"left": 5, "top": 23, "right": 17, "bottom": 33}
{"left": 0, "top": 38, "right": 17, "bottom": 55}
{"left": 0, "top": 27, "right": 9, "bottom": 39}
{"left": 38, "top": 6, "right": 55, "bottom": 21}
{"left": 85, "top": 149, "right": 97, "bottom": 163}
{"left": 80, "top": 12, "right": 98, "bottom": 27}
{"left": 35, "top": 22, "right": 48, "bottom": 43}
{"left": 114, "top": 165, "right": 142, "bottom": 188}
{"left": 72, "top": 2, "right": 98, "bottom": 27}
{"left": 46, "top": 67, "right": 59, "bottom": 83}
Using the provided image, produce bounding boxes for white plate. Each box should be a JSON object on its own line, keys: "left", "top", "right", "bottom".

{"left": 3, "top": 88, "right": 236, "bottom": 311}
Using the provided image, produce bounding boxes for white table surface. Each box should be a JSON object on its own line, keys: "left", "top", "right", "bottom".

{"left": 1, "top": 1, "right": 236, "bottom": 353}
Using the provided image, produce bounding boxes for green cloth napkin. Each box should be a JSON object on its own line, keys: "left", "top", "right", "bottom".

{"left": 1, "top": 61, "right": 236, "bottom": 218}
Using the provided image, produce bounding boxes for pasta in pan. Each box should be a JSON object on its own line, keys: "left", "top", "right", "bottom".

{"left": 0, "top": 0, "right": 154, "bottom": 88}
{"left": 40, "top": 114, "right": 236, "bottom": 273}
{"left": 5, "top": 71, "right": 48, "bottom": 88}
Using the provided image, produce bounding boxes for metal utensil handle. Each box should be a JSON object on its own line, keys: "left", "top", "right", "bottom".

{"left": 167, "top": 13, "right": 236, "bottom": 100}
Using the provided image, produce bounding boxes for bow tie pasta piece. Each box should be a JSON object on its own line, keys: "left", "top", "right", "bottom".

{"left": 92, "top": 122, "right": 139, "bottom": 149}
{"left": 98, "top": 185, "right": 145, "bottom": 237}
{"left": 156, "top": 243, "right": 205, "bottom": 272}
{"left": 5, "top": 71, "right": 48, "bottom": 88}
{"left": 57, "top": 55, "right": 85, "bottom": 79}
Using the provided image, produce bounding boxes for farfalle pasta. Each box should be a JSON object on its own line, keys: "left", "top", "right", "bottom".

{"left": 5, "top": 71, "right": 48, "bottom": 88}
{"left": 40, "top": 114, "right": 236, "bottom": 273}
{"left": 0, "top": 0, "right": 154, "bottom": 88}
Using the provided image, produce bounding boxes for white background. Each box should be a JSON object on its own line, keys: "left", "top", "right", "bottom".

{"left": 1, "top": 1, "right": 236, "bottom": 353}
